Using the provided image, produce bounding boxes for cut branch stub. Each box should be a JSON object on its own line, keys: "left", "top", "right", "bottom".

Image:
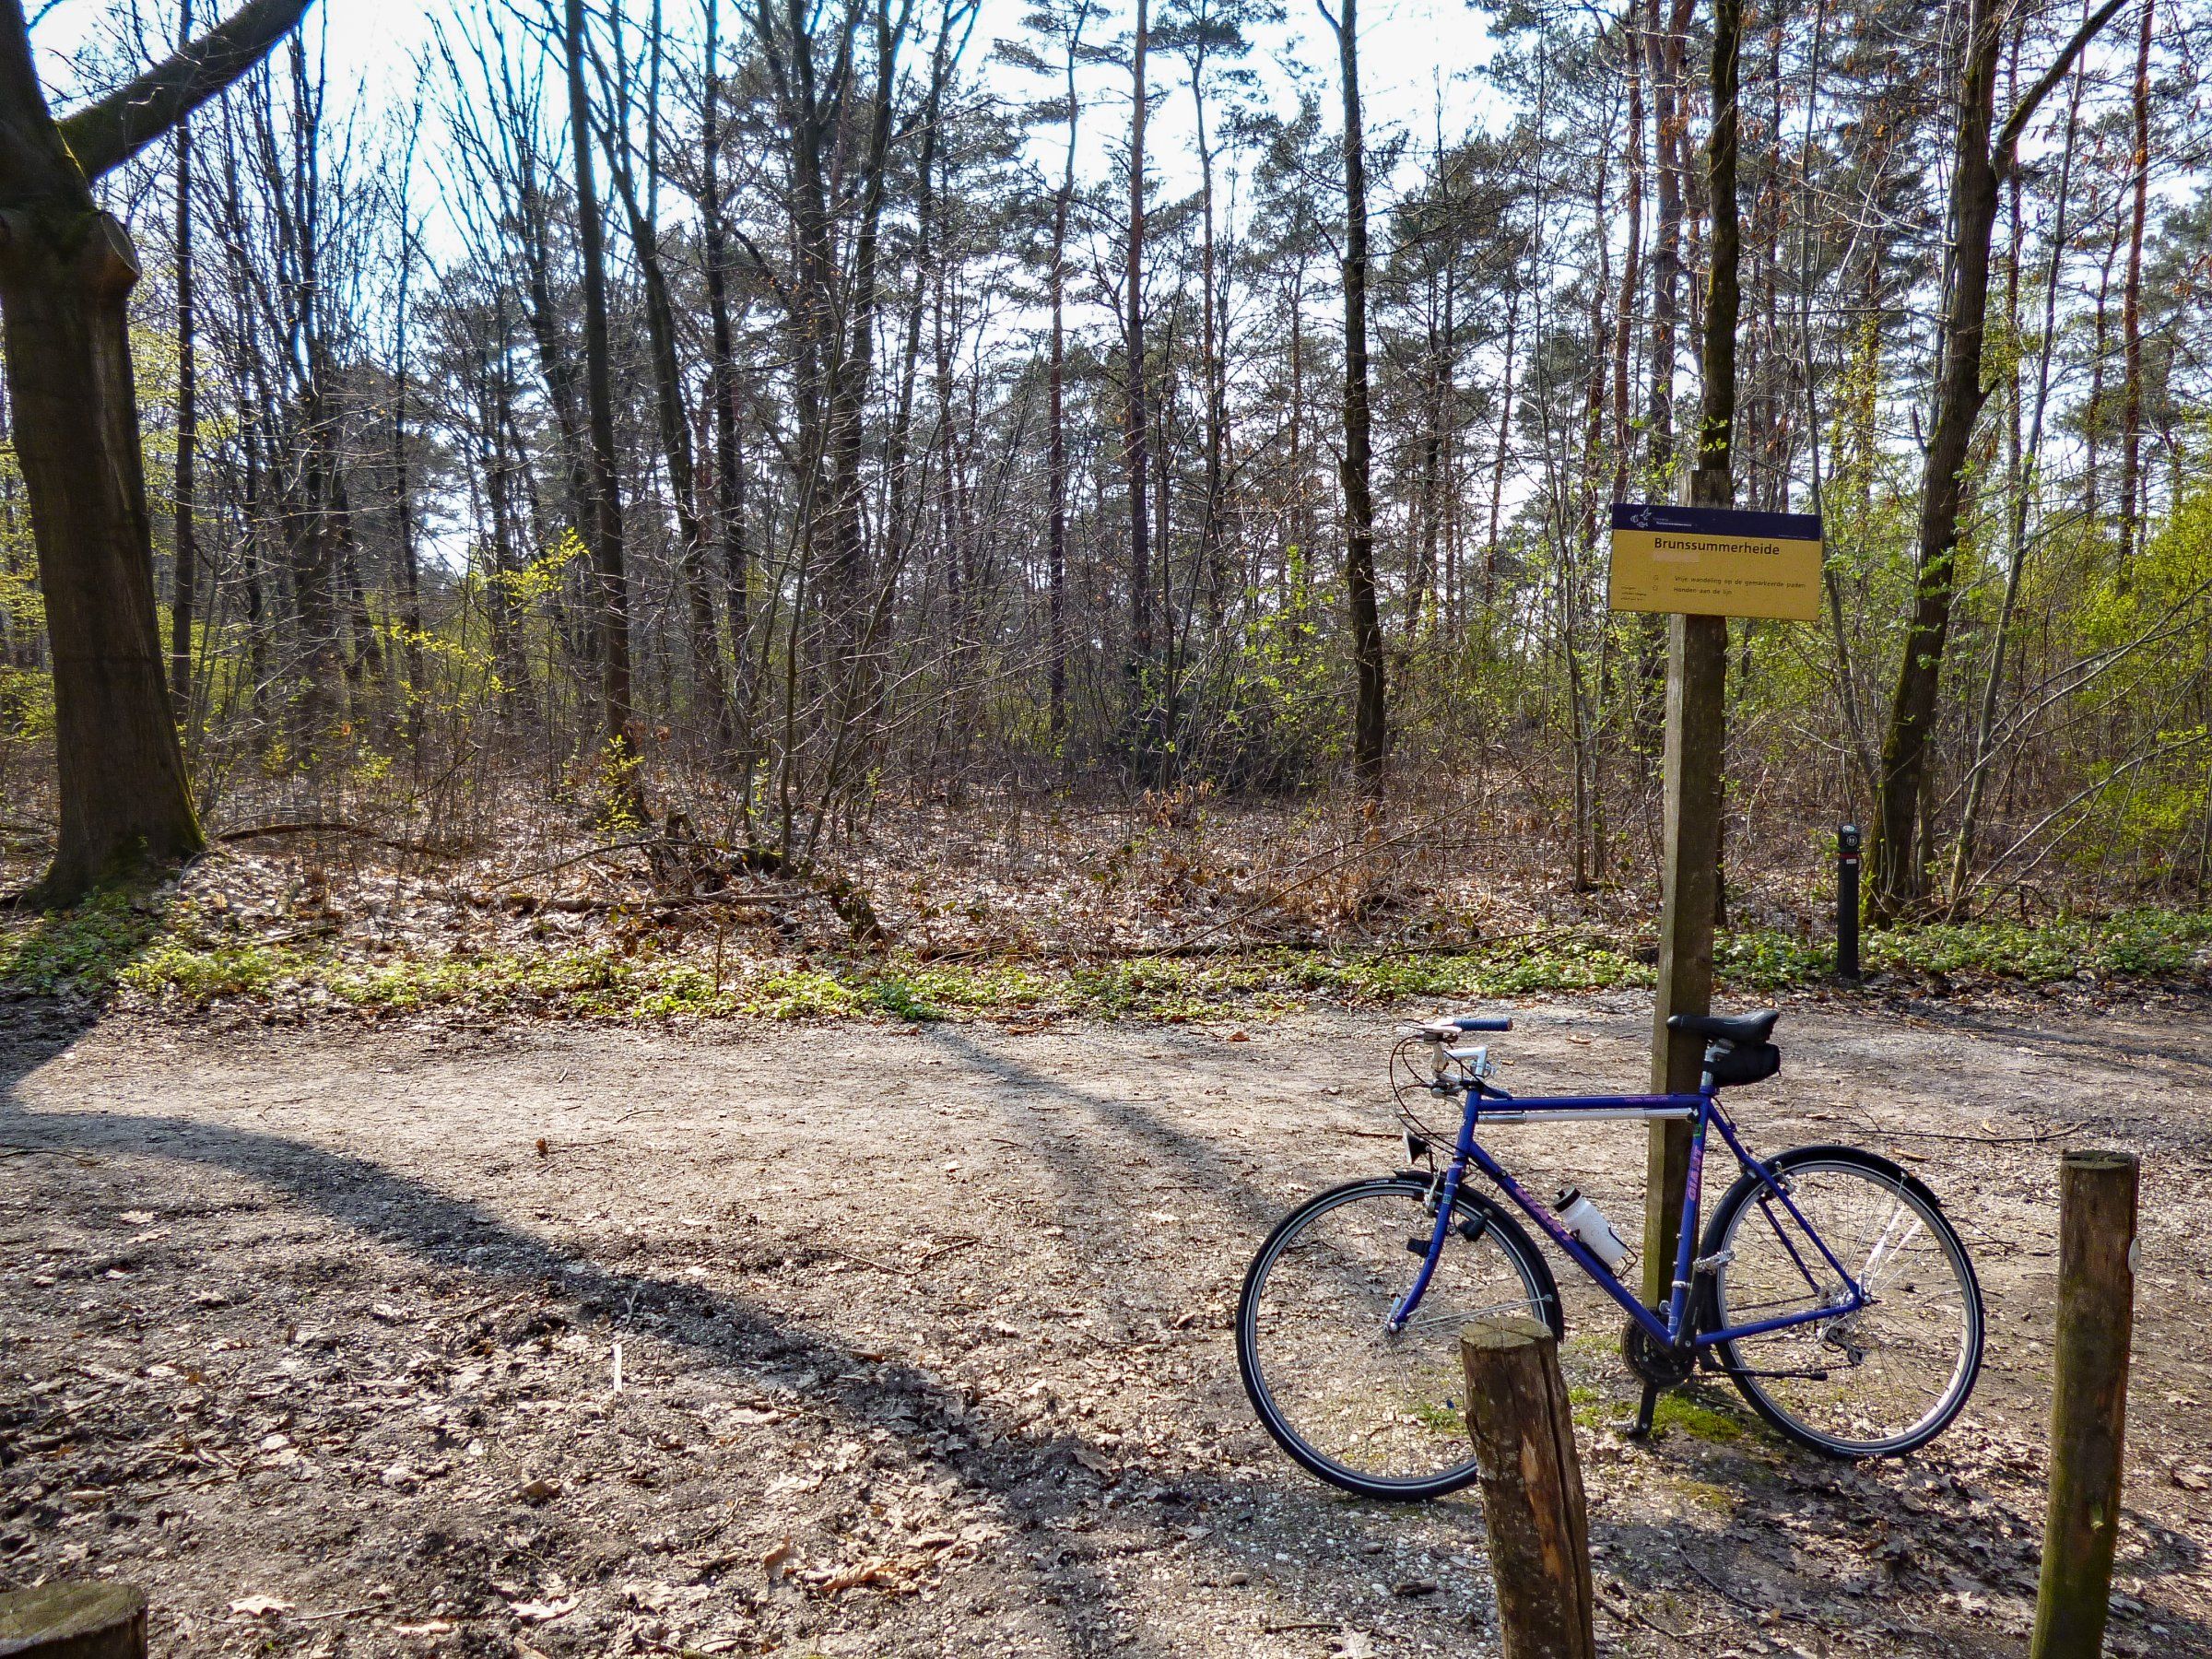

{"left": 0, "top": 1581, "right": 147, "bottom": 1659}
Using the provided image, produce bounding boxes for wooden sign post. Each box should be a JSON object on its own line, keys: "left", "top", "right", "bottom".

{"left": 1607, "top": 477, "right": 1824, "bottom": 1322}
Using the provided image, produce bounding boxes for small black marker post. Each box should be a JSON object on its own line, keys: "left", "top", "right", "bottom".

{"left": 1836, "top": 824, "right": 1862, "bottom": 981}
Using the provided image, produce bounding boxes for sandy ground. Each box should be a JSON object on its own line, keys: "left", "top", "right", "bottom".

{"left": 3, "top": 990, "right": 2209, "bottom": 1658}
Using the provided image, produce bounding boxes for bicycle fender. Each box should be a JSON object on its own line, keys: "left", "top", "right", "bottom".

{"left": 1698, "top": 1143, "right": 1951, "bottom": 1325}
{"left": 1753, "top": 1143, "right": 1949, "bottom": 1213}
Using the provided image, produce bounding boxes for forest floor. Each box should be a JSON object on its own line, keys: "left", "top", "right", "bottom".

{"left": 4, "top": 988, "right": 2210, "bottom": 1658}
{"left": 7, "top": 792, "right": 2212, "bottom": 1028}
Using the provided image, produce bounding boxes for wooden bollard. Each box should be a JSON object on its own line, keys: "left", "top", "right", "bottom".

{"left": 1460, "top": 1316, "right": 1597, "bottom": 1659}
{"left": 0, "top": 1582, "right": 146, "bottom": 1659}
{"left": 2030, "top": 1148, "right": 2139, "bottom": 1659}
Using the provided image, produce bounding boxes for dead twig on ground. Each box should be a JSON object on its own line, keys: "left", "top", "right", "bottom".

{"left": 216, "top": 822, "right": 469, "bottom": 858}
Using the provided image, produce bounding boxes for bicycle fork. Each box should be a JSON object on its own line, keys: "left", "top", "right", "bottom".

{"left": 1386, "top": 1161, "right": 1469, "bottom": 1334}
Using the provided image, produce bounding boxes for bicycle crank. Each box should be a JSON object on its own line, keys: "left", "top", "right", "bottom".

{"left": 1620, "top": 1317, "right": 1697, "bottom": 1390}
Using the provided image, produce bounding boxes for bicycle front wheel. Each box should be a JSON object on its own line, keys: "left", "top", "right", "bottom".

{"left": 1237, "top": 1177, "right": 1560, "bottom": 1500}
{"left": 1703, "top": 1147, "right": 1983, "bottom": 1457}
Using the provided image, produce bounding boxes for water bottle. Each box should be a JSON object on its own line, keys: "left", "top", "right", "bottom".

{"left": 1551, "top": 1184, "right": 1630, "bottom": 1270}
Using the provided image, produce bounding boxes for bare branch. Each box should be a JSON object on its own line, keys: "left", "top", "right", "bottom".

{"left": 58, "top": 0, "right": 315, "bottom": 182}
{"left": 1992, "top": 0, "right": 2126, "bottom": 179}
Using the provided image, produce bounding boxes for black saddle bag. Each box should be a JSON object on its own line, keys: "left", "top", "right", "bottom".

{"left": 1705, "top": 1041, "right": 1781, "bottom": 1088}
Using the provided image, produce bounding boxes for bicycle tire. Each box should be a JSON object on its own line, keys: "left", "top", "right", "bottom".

{"left": 1237, "top": 1176, "right": 1562, "bottom": 1500}
{"left": 1700, "top": 1145, "right": 1984, "bottom": 1458}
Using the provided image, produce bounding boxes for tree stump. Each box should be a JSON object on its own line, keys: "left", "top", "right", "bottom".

{"left": 2031, "top": 1147, "right": 2138, "bottom": 1659}
{"left": 1460, "top": 1315, "right": 1597, "bottom": 1659}
{"left": 0, "top": 1582, "right": 146, "bottom": 1659}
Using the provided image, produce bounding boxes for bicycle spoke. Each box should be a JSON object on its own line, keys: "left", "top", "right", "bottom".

{"left": 1713, "top": 1159, "right": 1981, "bottom": 1455}
{"left": 1242, "top": 1182, "right": 1550, "bottom": 1489}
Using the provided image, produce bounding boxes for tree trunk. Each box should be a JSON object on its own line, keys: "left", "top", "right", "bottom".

{"left": 1866, "top": 0, "right": 2124, "bottom": 918}
{"left": 1699, "top": 0, "right": 1740, "bottom": 485}
{"left": 0, "top": 0, "right": 309, "bottom": 900}
{"left": 1613, "top": 18, "right": 1643, "bottom": 505}
{"left": 2117, "top": 0, "right": 2151, "bottom": 578}
{"left": 1125, "top": 0, "right": 1154, "bottom": 745}
{"left": 1047, "top": 6, "right": 1088, "bottom": 747}
{"left": 824, "top": 0, "right": 901, "bottom": 650}
{"left": 0, "top": 211, "right": 204, "bottom": 896}
{"left": 700, "top": 2, "right": 752, "bottom": 747}
{"left": 607, "top": 153, "right": 732, "bottom": 751}
{"left": 1951, "top": 13, "right": 2083, "bottom": 910}
{"left": 1487, "top": 283, "right": 1518, "bottom": 606}
{"left": 565, "top": 0, "right": 635, "bottom": 752}
{"left": 168, "top": 0, "right": 197, "bottom": 716}
{"left": 2085, "top": 215, "right": 2118, "bottom": 516}
{"left": 1327, "top": 0, "right": 1386, "bottom": 796}
{"left": 1192, "top": 41, "right": 1227, "bottom": 629}
{"left": 1645, "top": 0, "right": 1687, "bottom": 478}
{"left": 1868, "top": 0, "right": 2001, "bottom": 918}
{"left": 392, "top": 206, "right": 424, "bottom": 742}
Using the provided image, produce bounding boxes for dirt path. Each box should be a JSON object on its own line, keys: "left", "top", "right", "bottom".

{"left": 3, "top": 993, "right": 2209, "bottom": 1657}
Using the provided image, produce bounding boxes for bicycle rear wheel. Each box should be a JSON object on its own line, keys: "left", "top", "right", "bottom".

{"left": 1702, "top": 1147, "right": 1983, "bottom": 1457}
{"left": 1237, "top": 1177, "right": 1559, "bottom": 1500}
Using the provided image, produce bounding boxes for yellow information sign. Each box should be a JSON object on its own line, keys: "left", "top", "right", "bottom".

{"left": 1607, "top": 503, "right": 1824, "bottom": 622}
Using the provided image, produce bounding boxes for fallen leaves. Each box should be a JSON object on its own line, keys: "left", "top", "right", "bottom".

{"left": 762, "top": 1537, "right": 795, "bottom": 1585}
{"left": 229, "top": 1594, "right": 292, "bottom": 1619}
{"left": 508, "top": 1594, "right": 578, "bottom": 1625}
{"left": 622, "top": 1582, "right": 712, "bottom": 1615}
{"left": 800, "top": 1530, "right": 981, "bottom": 1599}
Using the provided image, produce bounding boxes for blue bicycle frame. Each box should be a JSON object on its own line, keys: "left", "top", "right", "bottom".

{"left": 1389, "top": 1070, "right": 1870, "bottom": 1351}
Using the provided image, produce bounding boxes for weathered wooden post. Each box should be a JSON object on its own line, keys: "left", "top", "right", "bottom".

{"left": 2030, "top": 1148, "right": 2139, "bottom": 1659}
{"left": 0, "top": 1582, "right": 147, "bottom": 1659}
{"left": 1460, "top": 1316, "right": 1598, "bottom": 1659}
{"left": 1641, "top": 0, "right": 1747, "bottom": 1354}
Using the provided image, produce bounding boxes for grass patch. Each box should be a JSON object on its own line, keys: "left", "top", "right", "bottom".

{"left": 1650, "top": 1391, "right": 1748, "bottom": 1443}
{"left": 1565, "top": 1382, "right": 1621, "bottom": 1433}
{"left": 1410, "top": 1399, "right": 1465, "bottom": 1435}
{"left": 1671, "top": 1475, "right": 1739, "bottom": 1513}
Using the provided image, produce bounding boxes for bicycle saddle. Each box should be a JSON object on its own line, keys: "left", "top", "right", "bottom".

{"left": 1665, "top": 1009, "right": 1779, "bottom": 1046}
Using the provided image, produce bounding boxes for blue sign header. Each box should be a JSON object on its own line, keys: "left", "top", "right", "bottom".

{"left": 1609, "top": 502, "right": 1822, "bottom": 541}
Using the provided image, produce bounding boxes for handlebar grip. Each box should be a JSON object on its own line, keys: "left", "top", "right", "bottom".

{"left": 1452, "top": 1017, "right": 1512, "bottom": 1032}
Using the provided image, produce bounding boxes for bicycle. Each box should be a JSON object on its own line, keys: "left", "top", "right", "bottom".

{"left": 1236, "top": 1009, "right": 1985, "bottom": 1500}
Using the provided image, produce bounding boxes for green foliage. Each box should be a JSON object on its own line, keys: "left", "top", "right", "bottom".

{"left": 1195, "top": 553, "right": 1348, "bottom": 786}
{"left": 2041, "top": 478, "right": 2212, "bottom": 877}
{"left": 0, "top": 440, "right": 53, "bottom": 743}
{"left": 0, "top": 887, "right": 171, "bottom": 996}
{"left": 86, "top": 904, "right": 2212, "bottom": 1021}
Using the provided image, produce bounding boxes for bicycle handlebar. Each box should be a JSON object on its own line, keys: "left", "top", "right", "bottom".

{"left": 1395, "top": 1015, "right": 1513, "bottom": 1041}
